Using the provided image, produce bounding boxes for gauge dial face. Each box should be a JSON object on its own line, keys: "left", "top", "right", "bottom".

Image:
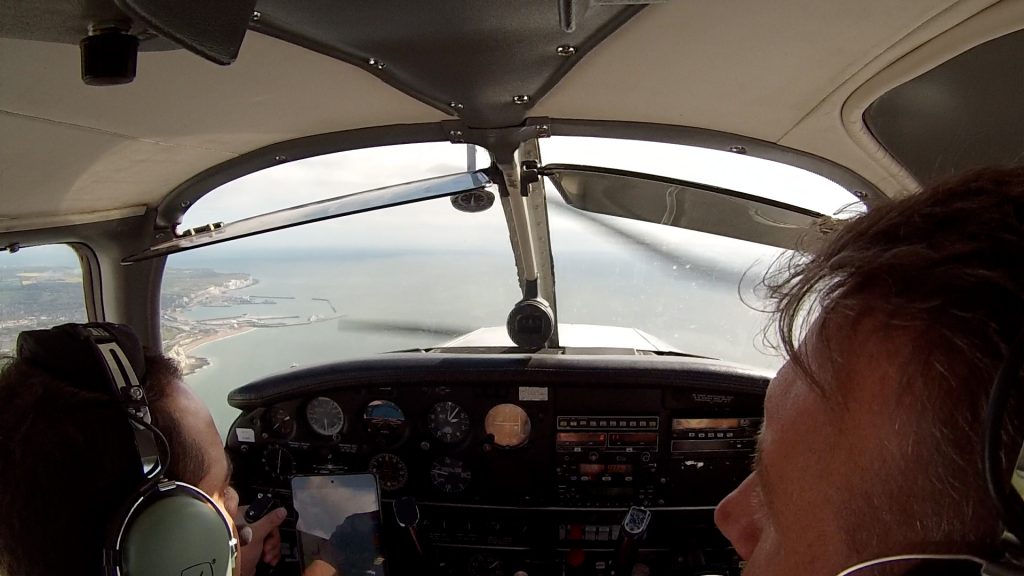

{"left": 262, "top": 444, "right": 295, "bottom": 480}
{"left": 430, "top": 456, "right": 471, "bottom": 493}
{"left": 364, "top": 400, "right": 408, "bottom": 445}
{"left": 484, "top": 404, "right": 531, "bottom": 448}
{"left": 305, "top": 396, "right": 345, "bottom": 436}
{"left": 427, "top": 401, "right": 470, "bottom": 444}
{"left": 267, "top": 406, "right": 295, "bottom": 438}
{"left": 368, "top": 453, "right": 409, "bottom": 492}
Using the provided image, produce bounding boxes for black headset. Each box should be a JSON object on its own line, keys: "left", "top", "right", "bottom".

{"left": 16, "top": 323, "right": 238, "bottom": 576}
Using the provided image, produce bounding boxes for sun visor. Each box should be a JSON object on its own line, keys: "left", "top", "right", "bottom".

{"left": 543, "top": 164, "right": 832, "bottom": 250}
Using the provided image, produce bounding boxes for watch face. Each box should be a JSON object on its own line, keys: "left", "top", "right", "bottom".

{"left": 623, "top": 506, "right": 652, "bottom": 535}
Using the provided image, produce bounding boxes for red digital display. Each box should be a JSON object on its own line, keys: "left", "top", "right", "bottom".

{"left": 556, "top": 432, "right": 607, "bottom": 448}
{"left": 608, "top": 432, "right": 658, "bottom": 447}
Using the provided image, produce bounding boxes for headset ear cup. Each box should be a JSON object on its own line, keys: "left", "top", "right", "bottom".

{"left": 116, "top": 483, "right": 237, "bottom": 576}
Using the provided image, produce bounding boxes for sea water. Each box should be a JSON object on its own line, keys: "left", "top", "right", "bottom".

{"left": 172, "top": 247, "right": 781, "bottom": 437}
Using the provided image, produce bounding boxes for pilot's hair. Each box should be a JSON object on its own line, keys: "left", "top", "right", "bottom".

{"left": 0, "top": 352, "right": 207, "bottom": 576}
{"left": 767, "top": 165, "right": 1024, "bottom": 550}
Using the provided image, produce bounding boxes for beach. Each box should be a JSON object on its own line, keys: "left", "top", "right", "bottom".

{"left": 166, "top": 325, "right": 257, "bottom": 375}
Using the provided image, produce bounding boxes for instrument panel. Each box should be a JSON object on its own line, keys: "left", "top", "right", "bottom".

{"left": 225, "top": 353, "right": 769, "bottom": 576}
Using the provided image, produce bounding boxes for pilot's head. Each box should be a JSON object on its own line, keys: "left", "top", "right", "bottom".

{"left": 714, "top": 166, "right": 1024, "bottom": 575}
{"left": 0, "top": 342, "right": 235, "bottom": 575}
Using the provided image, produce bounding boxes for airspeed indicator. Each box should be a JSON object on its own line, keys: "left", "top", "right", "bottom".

{"left": 305, "top": 396, "right": 345, "bottom": 436}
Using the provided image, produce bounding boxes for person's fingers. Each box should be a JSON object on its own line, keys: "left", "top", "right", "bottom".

{"left": 262, "top": 531, "right": 282, "bottom": 565}
{"left": 223, "top": 487, "right": 240, "bottom": 520}
{"left": 238, "top": 525, "right": 254, "bottom": 546}
{"left": 249, "top": 507, "right": 287, "bottom": 541}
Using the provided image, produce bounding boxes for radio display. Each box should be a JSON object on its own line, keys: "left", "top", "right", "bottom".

{"left": 673, "top": 418, "right": 742, "bottom": 430}
{"left": 556, "top": 432, "right": 606, "bottom": 448}
{"left": 578, "top": 463, "right": 634, "bottom": 476}
{"left": 670, "top": 417, "right": 761, "bottom": 454}
{"left": 556, "top": 431, "right": 657, "bottom": 451}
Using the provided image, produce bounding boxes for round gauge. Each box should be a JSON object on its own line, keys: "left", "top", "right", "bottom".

{"left": 468, "top": 553, "right": 505, "bottom": 576}
{"left": 430, "top": 456, "right": 472, "bottom": 494}
{"left": 484, "top": 404, "right": 531, "bottom": 448}
{"left": 261, "top": 444, "right": 295, "bottom": 480}
{"left": 267, "top": 406, "right": 295, "bottom": 438}
{"left": 363, "top": 400, "right": 408, "bottom": 445}
{"left": 368, "top": 453, "right": 409, "bottom": 492}
{"left": 427, "top": 401, "right": 471, "bottom": 444}
{"left": 305, "top": 396, "right": 345, "bottom": 436}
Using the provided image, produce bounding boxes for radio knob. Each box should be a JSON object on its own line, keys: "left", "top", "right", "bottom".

{"left": 588, "top": 451, "right": 600, "bottom": 462}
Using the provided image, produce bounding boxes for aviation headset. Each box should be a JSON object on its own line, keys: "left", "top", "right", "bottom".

{"left": 16, "top": 323, "right": 238, "bottom": 576}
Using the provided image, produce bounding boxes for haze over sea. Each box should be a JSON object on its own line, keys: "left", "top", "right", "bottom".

{"left": 172, "top": 246, "right": 782, "bottom": 438}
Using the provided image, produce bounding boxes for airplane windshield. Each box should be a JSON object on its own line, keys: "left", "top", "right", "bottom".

{"left": 163, "top": 195, "right": 520, "bottom": 435}
{"left": 159, "top": 138, "right": 840, "bottom": 434}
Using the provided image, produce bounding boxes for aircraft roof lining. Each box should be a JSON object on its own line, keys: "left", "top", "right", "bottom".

{"left": 531, "top": 0, "right": 969, "bottom": 141}
{"left": 0, "top": 206, "right": 147, "bottom": 234}
{"left": 779, "top": 0, "right": 1012, "bottom": 197}
{"left": 0, "top": 32, "right": 450, "bottom": 220}
{"left": 866, "top": 29, "right": 1024, "bottom": 186}
{"left": 851, "top": 1, "right": 1024, "bottom": 187}
{"left": 0, "top": 0, "right": 1018, "bottom": 228}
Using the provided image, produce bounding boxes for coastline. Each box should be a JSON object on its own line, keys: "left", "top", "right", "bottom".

{"left": 167, "top": 325, "right": 257, "bottom": 376}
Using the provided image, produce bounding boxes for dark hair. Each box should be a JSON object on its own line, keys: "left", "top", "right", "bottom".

{"left": 0, "top": 353, "right": 207, "bottom": 575}
{"left": 766, "top": 165, "right": 1024, "bottom": 547}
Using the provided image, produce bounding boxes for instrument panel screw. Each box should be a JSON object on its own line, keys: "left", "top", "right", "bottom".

{"left": 274, "top": 155, "right": 286, "bottom": 162}
{"left": 420, "top": 441, "right": 431, "bottom": 451}
{"left": 728, "top": 145, "right": 747, "bottom": 154}
{"left": 180, "top": 200, "right": 190, "bottom": 208}
{"left": 853, "top": 190, "right": 868, "bottom": 198}
{"left": 449, "top": 130, "right": 464, "bottom": 142}
{"left": 448, "top": 101, "right": 464, "bottom": 110}
{"left": 512, "top": 94, "right": 531, "bottom": 105}
{"left": 251, "top": 11, "right": 261, "bottom": 22}
{"left": 368, "top": 58, "right": 387, "bottom": 70}
{"left": 556, "top": 45, "right": 577, "bottom": 56}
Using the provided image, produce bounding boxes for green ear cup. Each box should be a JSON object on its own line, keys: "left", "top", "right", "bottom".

{"left": 121, "top": 493, "right": 236, "bottom": 576}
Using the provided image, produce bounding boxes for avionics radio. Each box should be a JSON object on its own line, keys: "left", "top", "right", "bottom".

{"left": 554, "top": 416, "right": 660, "bottom": 507}
{"left": 668, "top": 417, "right": 762, "bottom": 506}
{"left": 670, "top": 417, "right": 760, "bottom": 453}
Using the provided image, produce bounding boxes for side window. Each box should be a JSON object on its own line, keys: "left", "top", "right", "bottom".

{"left": 0, "top": 244, "right": 87, "bottom": 354}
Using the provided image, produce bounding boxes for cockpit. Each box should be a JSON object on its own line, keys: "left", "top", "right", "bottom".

{"left": 3, "top": 1, "right": 1024, "bottom": 575}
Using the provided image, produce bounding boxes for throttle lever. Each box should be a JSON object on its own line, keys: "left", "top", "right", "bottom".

{"left": 617, "top": 506, "right": 652, "bottom": 572}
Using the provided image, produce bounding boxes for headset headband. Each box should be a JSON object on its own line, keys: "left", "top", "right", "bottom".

{"left": 16, "top": 323, "right": 161, "bottom": 478}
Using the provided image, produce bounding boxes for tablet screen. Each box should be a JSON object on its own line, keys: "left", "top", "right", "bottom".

{"left": 291, "top": 474, "right": 386, "bottom": 576}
